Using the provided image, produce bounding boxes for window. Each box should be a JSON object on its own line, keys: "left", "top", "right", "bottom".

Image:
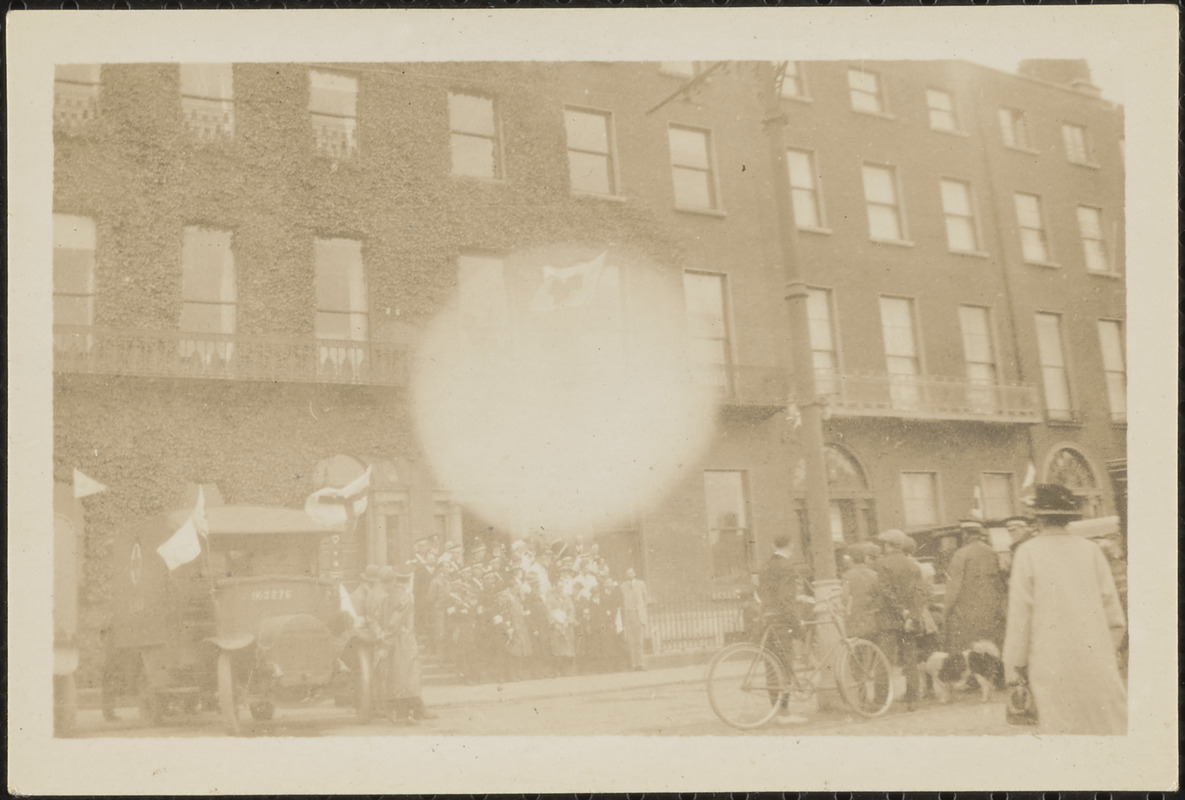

{"left": 1097, "top": 320, "right": 1126, "bottom": 423}
{"left": 786, "top": 148, "right": 824, "bottom": 229}
{"left": 703, "top": 471, "right": 753, "bottom": 580}
{"left": 309, "top": 71, "right": 358, "bottom": 159}
{"left": 449, "top": 92, "right": 500, "bottom": 179}
{"left": 53, "top": 214, "right": 96, "bottom": 353}
{"left": 940, "top": 179, "right": 979, "bottom": 253}
{"left": 669, "top": 125, "right": 718, "bottom": 210}
{"left": 54, "top": 64, "right": 101, "bottom": 134}
{"left": 1077, "top": 206, "right": 1110, "bottom": 273}
{"left": 180, "top": 226, "right": 236, "bottom": 364}
{"left": 457, "top": 253, "right": 508, "bottom": 347}
{"left": 780, "top": 61, "right": 807, "bottom": 99}
{"left": 315, "top": 238, "right": 367, "bottom": 370}
{"left": 180, "top": 64, "right": 233, "bottom": 139}
{"left": 1062, "top": 123, "right": 1090, "bottom": 164}
{"left": 847, "top": 69, "right": 885, "bottom": 114}
{"left": 981, "top": 473, "right": 1014, "bottom": 520}
{"left": 879, "top": 296, "right": 921, "bottom": 409}
{"left": 926, "top": 89, "right": 958, "bottom": 132}
{"left": 683, "top": 271, "right": 732, "bottom": 392}
{"left": 1035, "top": 312, "right": 1072, "bottom": 420}
{"left": 959, "top": 305, "right": 998, "bottom": 413}
{"left": 807, "top": 288, "right": 839, "bottom": 396}
{"left": 862, "top": 164, "right": 906, "bottom": 241}
{"left": 901, "top": 472, "right": 939, "bottom": 527}
{"left": 1046, "top": 447, "right": 1102, "bottom": 518}
{"left": 1014, "top": 193, "right": 1052, "bottom": 263}
{"left": 564, "top": 107, "right": 617, "bottom": 196}
{"left": 998, "top": 108, "right": 1031, "bottom": 149}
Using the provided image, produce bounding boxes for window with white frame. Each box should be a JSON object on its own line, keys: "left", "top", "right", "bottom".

{"left": 180, "top": 226, "right": 237, "bottom": 364}
{"left": 449, "top": 92, "right": 501, "bottom": 179}
{"left": 862, "top": 163, "right": 906, "bottom": 241}
{"left": 940, "top": 179, "right": 979, "bottom": 253}
{"left": 53, "top": 214, "right": 96, "bottom": 352}
{"left": 1062, "top": 123, "right": 1090, "bottom": 164}
{"left": 1034, "top": 312, "right": 1072, "bottom": 420}
{"left": 54, "top": 64, "right": 101, "bottom": 134}
{"left": 847, "top": 69, "right": 885, "bottom": 114}
{"left": 669, "top": 125, "right": 718, "bottom": 210}
{"left": 1077, "top": 206, "right": 1110, "bottom": 273}
{"left": 1014, "top": 192, "right": 1052, "bottom": 263}
{"left": 315, "top": 238, "right": 367, "bottom": 369}
{"left": 779, "top": 61, "right": 807, "bottom": 99}
{"left": 683, "top": 271, "right": 732, "bottom": 392}
{"left": 786, "top": 148, "right": 824, "bottom": 229}
{"left": 457, "top": 253, "right": 509, "bottom": 347}
{"left": 981, "top": 473, "right": 1014, "bottom": 520}
{"left": 998, "top": 108, "right": 1031, "bottom": 149}
{"left": 180, "top": 64, "right": 234, "bottom": 139}
{"left": 959, "top": 305, "right": 997, "bottom": 413}
{"left": 309, "top": 70, "right": 358, "bottom": 159}
{"left": 703, "top": 470, "right": 752, "bottom": 580}
{"left": 564, "top": 107, "right": 617, "bottom": 196}
{"left": 926, "top": 89, "right": 958, "bottom": 132}
{"left": 807, "top": 288, "right": 839, "bottom": 396}
{"left": 879, "top": 296, "right": 921, "bottom": 408}
{"left": 901, "top": 472, "right": 939, "bottom": 527}
{"left": 1097, "top": 319, "right": 1126, "bottom": 423}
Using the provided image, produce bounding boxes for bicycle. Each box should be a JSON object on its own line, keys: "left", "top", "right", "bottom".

{"left": 706, "top": 600, "right": 894, "bottom": 729}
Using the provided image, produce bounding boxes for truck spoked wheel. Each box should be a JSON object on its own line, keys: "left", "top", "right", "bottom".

{"left": 248, "top": 701, "right": 275, "bottom": 721}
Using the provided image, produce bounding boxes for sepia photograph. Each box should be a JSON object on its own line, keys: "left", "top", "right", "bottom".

{"left": 8, "top": 7, "right": 1178, "bottom": 795}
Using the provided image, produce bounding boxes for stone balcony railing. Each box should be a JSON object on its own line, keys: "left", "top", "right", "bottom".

{"left": 810, "top": 369, "right": 1041, "bottom": 423}
{"left": 53, "top": 326, "right": 408, "bottom": 387}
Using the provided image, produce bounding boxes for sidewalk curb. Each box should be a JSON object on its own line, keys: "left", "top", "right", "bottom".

{"left": 423, "top": 666, "right": 710, "bottom": 709}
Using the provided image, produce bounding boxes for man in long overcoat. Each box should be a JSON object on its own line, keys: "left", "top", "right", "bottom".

{"left": 943, "top": 520, "right": 1007, "bottom": 651}
{"left": 873, "top": 529, "right": 928, "bottom": 710}
{"left": 1003, "top": 485, "right": 1127, "bottom": 734}
{"left": 619, "top": 568, "right": 650, "bottom": 671}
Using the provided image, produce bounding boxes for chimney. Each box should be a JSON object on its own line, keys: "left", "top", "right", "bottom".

{"left": 1017, "top": 59, "right": 1102, "bottom": 97}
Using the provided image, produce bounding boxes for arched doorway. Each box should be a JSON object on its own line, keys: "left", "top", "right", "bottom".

{"left": 1044, "top": 445, "right": 1104, "bottom": 518}
{"left": 792, "top": 445, "right": 878, "bottom": 550}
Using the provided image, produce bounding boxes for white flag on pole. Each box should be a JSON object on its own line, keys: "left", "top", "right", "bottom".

{"left": 73, "top": 468, "right": 108, "bottom": 499}
{"left": 339, "top": 584, "right": 361, "bottom": 627}
{"left": 305, "top": 467, "right": 372, "bottom": 528}
{"left": 1021, "top": 461, "right": 1037, "bottom": 490}
{"left": 157, "top": 516, "right": 202, "bottom": 571}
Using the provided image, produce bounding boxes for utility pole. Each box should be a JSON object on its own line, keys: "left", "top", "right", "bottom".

{"left": 757, "top": 62, "right": 837, "bottom": 587}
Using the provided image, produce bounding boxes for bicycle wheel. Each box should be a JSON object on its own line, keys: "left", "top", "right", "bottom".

{"left": 835, "top": 638, "right": 893, "bottom": 717}
{"left": 706, "top": 643, "right": 786, "bottom": 730}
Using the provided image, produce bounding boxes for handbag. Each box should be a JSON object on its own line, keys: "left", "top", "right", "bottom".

{"left": 1005, "top": 670, "right": 1038, "bottom": 726}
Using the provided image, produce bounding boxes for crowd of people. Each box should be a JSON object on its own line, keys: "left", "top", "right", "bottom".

{"left": 380, "top": 536, "right": 652, "bottom": 688}
{"left": 789, "top": 482, "right": 1128, "bottom": 733}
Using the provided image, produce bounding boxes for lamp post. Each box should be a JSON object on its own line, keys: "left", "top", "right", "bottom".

{"left": 758, "top": 61, "right": 843, "bottom": 704}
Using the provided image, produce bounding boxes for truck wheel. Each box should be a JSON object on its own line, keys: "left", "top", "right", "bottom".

{"left": 53, "top": 674, "right": 78, "bottom": 737}
{"left": 354, "top": 647, "right": 373, "bottom": 723}
{"left": 217, "top": 652, "right": 241, "bottom": 736}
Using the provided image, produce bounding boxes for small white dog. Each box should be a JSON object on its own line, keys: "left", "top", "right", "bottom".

{"left": 923, "top": 640, "right": 1003, "bottom": 703}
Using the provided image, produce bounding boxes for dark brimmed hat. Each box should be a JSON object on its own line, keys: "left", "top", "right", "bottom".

{"left": 1028, "top": 484, "right": 1085, "bottom": 518}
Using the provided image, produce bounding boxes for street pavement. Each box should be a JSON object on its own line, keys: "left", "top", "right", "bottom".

{"left": 73, "top": 660, "right": 1024, "bottom": 738}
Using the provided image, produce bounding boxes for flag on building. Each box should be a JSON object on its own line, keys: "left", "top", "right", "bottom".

{"left": 305, "top": 466, "right": 372, "bottom": 528}
{"left": 529, "top": 252, "right": 607, "bottom": 313}
{"left": 73, "top": 468, "right": 107, "bottom": 499}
